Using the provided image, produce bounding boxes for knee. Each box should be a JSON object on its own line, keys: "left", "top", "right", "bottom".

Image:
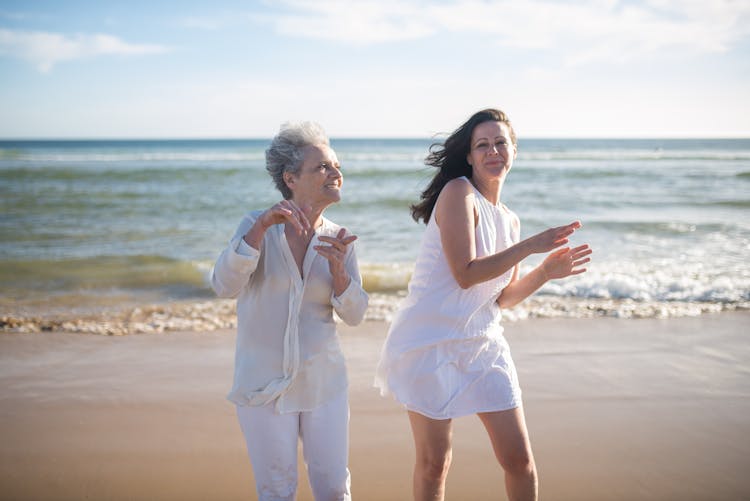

{"left": 499, "top": 447, "right": 536, "bottom": 478}
{"left": 417, "top": 448, "right": 452, "bottom": 482}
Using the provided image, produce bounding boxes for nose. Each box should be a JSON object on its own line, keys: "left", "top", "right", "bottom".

{"left": 488, "top": 144, "right": 500, "bottom": 155}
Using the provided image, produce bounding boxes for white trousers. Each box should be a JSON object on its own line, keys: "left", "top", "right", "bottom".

{"left": 236, "top": 390, "right": 351, "bottom": 501}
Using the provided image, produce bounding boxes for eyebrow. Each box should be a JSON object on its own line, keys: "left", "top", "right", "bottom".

{"left": 473, "top": 135, "right": 506, "bottom": 145}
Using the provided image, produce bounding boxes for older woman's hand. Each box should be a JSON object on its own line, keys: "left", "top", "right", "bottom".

{"left": 242, "top": 200, "right": 311, "bottom": 250}
{"left": 315, "top": 228, "right": 358, "bottom": 296}
{"left": 258, "top": 199, "right": 312, "bottom": 233}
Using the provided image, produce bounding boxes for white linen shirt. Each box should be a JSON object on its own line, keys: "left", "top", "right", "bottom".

{"left": 212, "top": 210, "right": 368, "bottom": 413}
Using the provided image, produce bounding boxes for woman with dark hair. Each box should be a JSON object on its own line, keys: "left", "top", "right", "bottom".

{"left": 212, "top": 121, "right": 368, "bottom": 501}
{"left": 376, "top": 109, "right": 591, "bottom": 501}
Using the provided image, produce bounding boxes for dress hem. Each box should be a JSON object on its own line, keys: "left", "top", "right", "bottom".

{"left": 391, "top": 393, "right": 523, "bottom": 421}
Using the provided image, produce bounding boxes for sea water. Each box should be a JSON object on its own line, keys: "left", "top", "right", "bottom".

{"left": 1, "top": 138, "right": 748, "bottom": 328}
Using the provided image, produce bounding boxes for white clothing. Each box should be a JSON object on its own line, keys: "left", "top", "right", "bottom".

{"left": 236, "top": 390, "right": 351, "bottom": 501}
{"left": 375, "top": 177, "right": 522, "bottom": 419}
{"left": 212, "top": 210, "right": 368, "bottom": 413}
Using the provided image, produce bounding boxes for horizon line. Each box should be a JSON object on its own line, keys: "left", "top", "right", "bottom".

{"left": 1, "top": 134, "right": 749, "bottom": 141}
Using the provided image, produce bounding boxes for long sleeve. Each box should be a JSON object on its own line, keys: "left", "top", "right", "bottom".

{"left": 211, "top": 214, "right": 261, "bottom": 298}
{"left": 331, "top": 243, "right": 369, "bottom": 325}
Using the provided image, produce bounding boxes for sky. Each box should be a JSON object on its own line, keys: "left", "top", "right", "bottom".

{"left": 1, "top": 0, "right": 749, "bottom": 139}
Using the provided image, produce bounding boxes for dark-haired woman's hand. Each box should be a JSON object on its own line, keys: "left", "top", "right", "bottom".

{"left": 524, "top": 221, "right": 582, "bottom": 254}
{"left": 541, "top": 244, "right": 592, "bottom": 280}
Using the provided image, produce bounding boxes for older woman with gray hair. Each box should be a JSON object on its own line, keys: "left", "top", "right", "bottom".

{"left": 212, "top": 121, "right": 368, "bottom": 501}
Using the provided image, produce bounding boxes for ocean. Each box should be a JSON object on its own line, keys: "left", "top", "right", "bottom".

{"left": 1, "top": 138, "right": 748, "bottom": 333}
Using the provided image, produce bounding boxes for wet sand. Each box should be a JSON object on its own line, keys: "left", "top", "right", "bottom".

{"left": 1, "top": 312, "right": 749, "bottom": 500}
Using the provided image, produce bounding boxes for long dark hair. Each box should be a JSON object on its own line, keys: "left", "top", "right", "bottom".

{"left": 410, "top": 108, "right": 517, "bottom": 224}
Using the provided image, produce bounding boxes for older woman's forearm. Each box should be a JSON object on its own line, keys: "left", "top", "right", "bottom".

{"left": 332, "top": 281, "right": 369, "bottom": 325}
{"left": 332, "top": 273, "right": 352, "bottom": 298}
{"left": 211, "top": 235, "right": 260, "bottom": 298}
{"left": 242, "top": 218, "right": 270, "bottom": 250}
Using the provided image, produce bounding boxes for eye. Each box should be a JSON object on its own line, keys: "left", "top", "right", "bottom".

{"left": 475, "top": 142, "right": 489, "bottom": 151}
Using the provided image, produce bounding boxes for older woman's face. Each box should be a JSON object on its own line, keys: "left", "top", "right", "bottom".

{"left": 286, "top": 143, "right": 343, "bottom": 206}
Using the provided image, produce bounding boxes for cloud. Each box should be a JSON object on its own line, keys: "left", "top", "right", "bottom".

{"left": 0, "top": 29, "right": 170, "bottom": 72}
{"left": 264, "top": 0, "right": 436, "bottom": 43}
{"left": 262, "top": 0, "right": 750, "bottom": 63}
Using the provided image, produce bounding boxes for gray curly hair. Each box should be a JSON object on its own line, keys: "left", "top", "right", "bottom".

{"left": 265, "top": 121, "right": 330, "bottom": 199}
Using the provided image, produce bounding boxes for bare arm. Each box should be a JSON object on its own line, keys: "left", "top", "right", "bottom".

{"left": 497, "top": 244, "right": 592, "bottom": 309}
{"left": 435, "top": 178, "right": 581, "bottom": 289}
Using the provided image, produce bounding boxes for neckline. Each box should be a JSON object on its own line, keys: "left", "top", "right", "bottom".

{"left": 463, "top": 176, "right": 507, "bottom": 212}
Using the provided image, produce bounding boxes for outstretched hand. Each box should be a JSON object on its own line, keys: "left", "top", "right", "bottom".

{"left": 542, "top": 244, "right": 592, "bottom": 280}
{"left": 314, "top": 228, "right": 358, "bottom": 278}
{"left": 526, "top": 221, "right": 582, "bottom": 254}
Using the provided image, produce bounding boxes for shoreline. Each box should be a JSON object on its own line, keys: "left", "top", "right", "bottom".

{"left": 1, "top": 312, "right": 749, "bottom": 500}
{"left": 2, "top": 295, "right": 747, "bottom": 335}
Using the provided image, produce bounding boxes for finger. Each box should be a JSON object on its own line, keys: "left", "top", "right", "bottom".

{"left": 552, "top": 238, "right": 569, "bottom": 247}
{"left": 287, "top": 200, "right": 311, "bottom": 231}
{"left": 277, "top": 205, "right": 304, "bottom": 233}
{"left": 336, "top": 228, "right": 347, "bottom": 240}
{"left": 295, "top": 203, "right": 312, "bottom": 231}
{"left": 319, "top": 234, "right": 358, "bottom": 246}
{"left": 569, "top": 268, "right": 587, "bottom": 275}
{"left": 549, "top": 247, "right": 569, "bottom": 258}
{"left": 572, "top": 249, "right": 593, "bottom": 260}
{"left": 314, "top": 246, "right": 343, "bottom": 262}
{"left": 318, "top": 236, "right": 347, "bottom": 252}
{"left": 572, "top": 258, "right": 591, "bottom": 267}
{"left": 555, "top": 222, "right": 580, "bottom": 233}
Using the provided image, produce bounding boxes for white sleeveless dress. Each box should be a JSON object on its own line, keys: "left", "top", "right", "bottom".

{"left": 375, "top": 177, "right": 522, "bottom": 419}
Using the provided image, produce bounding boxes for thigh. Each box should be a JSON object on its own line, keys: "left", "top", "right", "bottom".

{"left": 477, "top": 406, "right": 533, "bottom": 465}
{"left": 236, "top": 404, "right": 300, "bottom": 498}
{"left": 299, "top": 390, "right": 349, "bottom": 467}
{"left": 408, "top": 410, "right": 453, "bottom": 459}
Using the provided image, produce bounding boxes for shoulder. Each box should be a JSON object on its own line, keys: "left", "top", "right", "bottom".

{"left": 434, "top": 177, "right": 477, "bottom": 226}
{"left": 504, "top": 207, "right": 521, "bottom": 239}
{"left": 505, "top": 207, "right": 520, "bottom": 226}
{"left": 436, "top": 177, "right": 474, "bottom": 207}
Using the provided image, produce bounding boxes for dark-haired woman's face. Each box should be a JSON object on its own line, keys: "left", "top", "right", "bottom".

{"left": 466, "top": 121, "right": 516, "bottom": 179}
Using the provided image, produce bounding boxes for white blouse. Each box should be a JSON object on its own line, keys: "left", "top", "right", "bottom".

{"left": 212, "top": 210, "right": 369, "bottom": 413}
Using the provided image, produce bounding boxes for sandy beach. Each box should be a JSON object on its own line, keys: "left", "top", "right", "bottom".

{"left": 1, "top": 312, "right": 749, "bottom": 500}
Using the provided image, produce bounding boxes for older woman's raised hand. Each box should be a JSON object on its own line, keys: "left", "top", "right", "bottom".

{"left": 315, "top": 228, "right": 358, "bottom": 295}
{"left": 315, "top": 228, "right": 357, "bottom": 271}
{"left": 259, "top": 200, "right": 312, "bottom": 234}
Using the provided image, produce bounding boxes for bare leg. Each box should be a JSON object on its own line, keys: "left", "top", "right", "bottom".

{"left": 407, "top": 410, "right": 453, "bottom": 501}
{"left": 477, "top": 406, "right": 538, "bottom": 501}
